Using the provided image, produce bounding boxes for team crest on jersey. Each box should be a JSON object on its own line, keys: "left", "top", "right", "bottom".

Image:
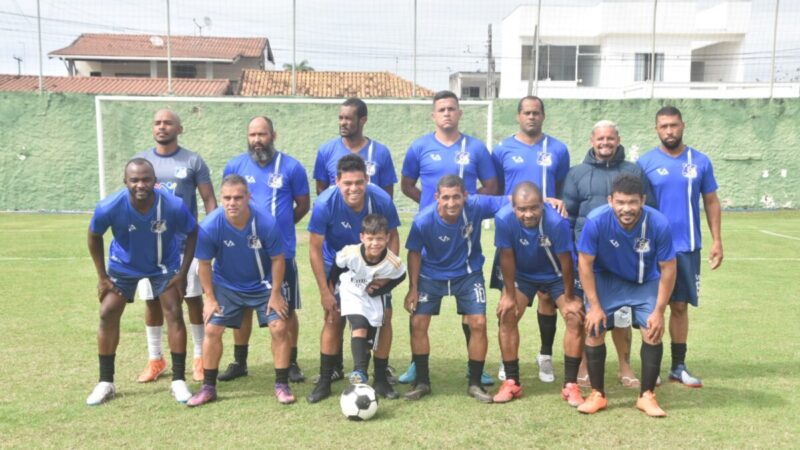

{"left": 538, "top": 234, "right": 552, "bottom": 248}
{"left": 150, "top": 220, "right": 167, "bottom": 234}
{"left": 511, "top": 156, "right": 525, "bottom": 164}
{"left": 634, "top": 238, "right": 651, "bottom": 253}
{"left": 455, "top": 150, "right": 470, "bottom": 166}
{"left": 682, "top": 163, "right": 698, "bottom": 179}
{"left": 430, "top": 153, "right": 442, "bottom": 161}
{"left": 656, "top": 168, "right": 669, "bottom": 176}
{"left": 537, "top": 152, "right": 552, "bottom": 167}
{"left": 223, "top": 240, "right": 235, "bottom": 247}
{"left": 247, "top": 235, "right": 262, "bottom": 250}
{"left": 245, "top": 175, "right": 256, "bottom": 183}
{"left": 128, "top": 224, "right": 137, "bottom": 232}
{"left": 438, "top": 235, "right": 451, "bottom": 243}
{"left": 267, "top": 173, "right": 283, "bottom": 189}
{"left": 341, "top": 221, "right": 352, "bottom": 229}
{"left": 365, "top": 161, "right": 377, "bottom": 176}
{"left": 461, "top": 223, "right": 473, "bottom": 239}
{"left": 609, "top": 239, "right": 620, "bottom": 248}
{"left": 519, "top": 238, "right": 530, "bottom": 246}
{"left": 174, "top": 167, "right": 188, "bottom": 179}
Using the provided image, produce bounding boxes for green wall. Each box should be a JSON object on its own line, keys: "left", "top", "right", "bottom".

{"left": 1, "top": 92, "right": 797, "bottom": 212}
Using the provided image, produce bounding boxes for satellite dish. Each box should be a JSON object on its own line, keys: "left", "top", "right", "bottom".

{"left": 149, "top": 36, "right": 164, "bottom": 47}
{"left": 203, "top": 16, "right": 212, "bottom": 27}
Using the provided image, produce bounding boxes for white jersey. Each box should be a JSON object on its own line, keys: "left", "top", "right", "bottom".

{"left": 335, "top": 244, "right": 406, "bottom": 326}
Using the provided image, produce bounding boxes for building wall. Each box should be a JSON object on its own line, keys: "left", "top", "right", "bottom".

{"left": 71, "top": 57, "right": 264, "bottom": 80}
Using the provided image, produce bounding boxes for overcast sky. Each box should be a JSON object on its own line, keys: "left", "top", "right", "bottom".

{"left": 1, "top": 0, "right": 798, "bottom": 90}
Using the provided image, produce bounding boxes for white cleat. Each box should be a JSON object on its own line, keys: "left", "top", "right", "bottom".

{"left": 171, "top": 380, "right": 192, "bottom": 403}
{"left": 537, "top": 354, "right": 555, "bottom": 383}
{"left": 86, "top": 381, "right": 116, "bottom": 406}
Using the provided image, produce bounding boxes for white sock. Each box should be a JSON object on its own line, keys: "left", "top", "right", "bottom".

{"left": 191, "top": 324, "right": 204, "bottom": 358}
{"left": 146, "top": 326, "right": 163, "bottom": 360}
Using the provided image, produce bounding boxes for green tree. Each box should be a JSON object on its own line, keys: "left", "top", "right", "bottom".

{"left": 282, "top": 60, "right": 314, "bottom": 71}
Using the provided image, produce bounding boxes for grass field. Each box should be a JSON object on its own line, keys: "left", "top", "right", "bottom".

{"left": 1, "top": 211, "right": 799, "bottom": 449}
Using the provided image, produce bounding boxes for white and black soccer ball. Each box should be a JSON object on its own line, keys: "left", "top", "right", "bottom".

{"left": 340, "top": 383, "right": 379, "bottom": 421}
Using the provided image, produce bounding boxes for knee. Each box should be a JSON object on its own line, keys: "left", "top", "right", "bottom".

{"left": 468, "top": 316, "right": 487, "bottom": 334}
{"left": 99, "top": 304, "right": 122, "bottom": 327}
{"left": 270, "top": 320, "right": 289, "bottom": 341}
{"left": 563, "top": 305, "right": 584, "bottom": 330}
{"left": 670, "top": 302, "right": 688, "bottom": 317}
{"left": 205, "top": 325, "right": 223, "bottom": 341}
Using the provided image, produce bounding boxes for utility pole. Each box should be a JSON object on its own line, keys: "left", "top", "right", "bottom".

{"left": 527, "top": 0, "right": 542, "bottom": 96}
{"left": 166, "top": 0, "right": 173, "bottom": 95}
{"left": 650, "top": 0, "right": 657, "bottom": 99}
{"left": 36, "top": 0, "right": 43, "bottom": 94}
{"left": 412, "top": 0, "right": 417, "bottom": 97}
{"left": 487, "top": 24, "right": 495, "bottom": 99}
{"left": 292, "top": 0, "right": 296, "bottom": 96}
{"left": 769, "top": 0, "right": 780, "bottom": 99}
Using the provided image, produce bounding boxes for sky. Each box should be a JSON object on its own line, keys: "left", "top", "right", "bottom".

{"left": 1, "top": 0, "right": 798, "bottom": 90}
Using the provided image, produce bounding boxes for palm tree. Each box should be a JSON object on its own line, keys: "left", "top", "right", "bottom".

{"left": 282, "top": 60, "right": 314, "bottom": 72}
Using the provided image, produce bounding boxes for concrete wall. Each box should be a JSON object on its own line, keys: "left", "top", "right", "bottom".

{"left": 1, "top": 92, "right": 797, "bottom": 212}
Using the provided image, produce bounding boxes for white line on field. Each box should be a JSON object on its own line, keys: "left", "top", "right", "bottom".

{"left": 759, "top": 230, "right": 800, "bottom": 241}
{"left": 726, "top": 257, "right": 800, "bottom": 261}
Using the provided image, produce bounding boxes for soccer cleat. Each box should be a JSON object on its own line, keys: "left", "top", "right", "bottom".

{"left": 467, "top": 385, "right": 494, "bottom": 403}
{"left": 465, "top": 365, "right": 495, "bottom": 386}
{"left": 577, "top": 390, "right": 607, "bottom": 414}
{"left": 636, "top": 390, "right": 667, "bottom": 417}
{"left": 187, "top": 384, "right": 217, "bottom": 407}
{"left": 171, "top": 379, "right": 192, "bottom": 403}
{"left": 669, "top": 364, "right": 702, "bottom": 388}
{"left": 192, "top": 358, "right": 203, "bottom": 382}
{"left": 306, "top": 380, "right": 332, "bottom": 403}
{"left": 274, "top": 383, "right": 296, "bottom": 404}
{"left": 86, "top": 381, "right": 115, "bottom": 406}
{"left": 561, "top": 382, "right": 585, "bottom": 407}
{"left": 217, "top": 362, "right": 248, "bottom": 382}
{"left": 537, "top": 354, "right": 555, "bottom": 383}
{"left": 311, "top": 367, "right": 344, "bottom": 384}
{"left": 493, "top": 380, "right": 523, "bottom": 403}
{"left": 497, "top": 363, "right": 507, "bottom": 381}
{"left": 404, "top": 383, "right": 431, "bottom": 401}
{"left": 373, "top": 380, "right": 400, "bottom": 400}
{"left": 288, "top": 362, "right": 306, "bottom": 383}
{"left": 137, "top": 358, "right": 167, "bottom": 383}
{"left": 398, "top": 362, "right": 417, "bottom": 384}
{"left": 348, "top": 370, "right": 368, "bottom": 384}
{"left": 385, "top": 365, "right": 399, "bottom": 385}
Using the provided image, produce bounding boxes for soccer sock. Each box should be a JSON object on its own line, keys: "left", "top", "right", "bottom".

{"left": 319, "top": 353, "right": 336, "bottom": 386}
{"left": 234, "top": 344, "right": 249, "bottom": 366}
{"left": 99, "top": 354, "right": 115, "bottom": 383}
{"left": 671, "top": 342, "right": 687, "bottom": 370}
{"left": 412, "top": 353, "right": 430, "bottom": 385}
{"left": 468, "top": 359, "right": 485, "bottom": 387}
{"left": 373, "top": 357, "right": 389, "bottom": 383}
{"left": 585, "top": 344, "right": 607, "bottom": 395}
{"left": 641, "top": 342, "right": 663, "bottom": 394}
{"left": 290, "top": 346, "right": 299, "bottom": 365}
{"left": 171, "top": 352, "right": 186, "bottom": 381}
{"left": 275, "top": 368, "right": 290, "bottom": 385}
{"left": 190, "top": 324, "right": 204, "bottom": 358}
{"left": 203, "top": 368, "right": 218, "bottom": 387}
{"left": 503, "top": 359, "right": 520, "bottom": 385}
{"left": 336, "top": 336, "right": 344, "bottom": 371}
{"left": 351, "top": 337, "right": 370, "bottom": 375}
{"left": 461, "top": 323, "right": 471, "bottom": 348}
{"left": 564, "top": 355, "right": 581, "bottom": 385}
{"left": 538, "top": 313, "right": 557, "bottom": 356}
{"left": 145, "top": 326, "right": 163, "bottom": 360}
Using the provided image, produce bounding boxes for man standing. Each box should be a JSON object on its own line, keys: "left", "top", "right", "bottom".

{"left": 577, "top": 174, "right": 676, "bottom": 417}
{"left": 135, "top": 109, "right": 217, "bottom": 383}
{"left": 403, "top": 175, "right": 506, "bottom": 403}
{"left": 86, "top": 159, "right": 197, "bottom": 405}
{"left": 217, "top": 116, "right": 310, "bottom": 383}
{"left": 307, "top": 154, "right": 401, "bottom": 403}
{"left": 637, "top": 106, "right": 723, "bottom": 387}
{"left": 187, "top": 175, "right": 294, "bottom": 407}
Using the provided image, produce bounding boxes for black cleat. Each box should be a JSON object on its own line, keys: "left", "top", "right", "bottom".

{"left": 385, "top": 365, "right": 399, "bottom": 385}
{"left": 311, "top": 367, "right": 344, "bottom": 384}
{"left": 467, "top": 385, "right": 493, "bottom": 403}
{"left": 373, "top": 380, "right": 400, "bottom": 400}
{"left": 289, "top": 362, "right": 306, "bottom": 383}
{"left": 306, "top": 381, "right": 332, "bottom": 404}
{"left": 404, "top": 383, "right": 432, "bottom": 401}
{"left": 217, "top": 362, "right": 247, "bottom": 382}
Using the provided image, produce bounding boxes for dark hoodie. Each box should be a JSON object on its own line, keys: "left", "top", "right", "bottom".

{"left": 562, "top": 145, "right": 654, "bottom": 242}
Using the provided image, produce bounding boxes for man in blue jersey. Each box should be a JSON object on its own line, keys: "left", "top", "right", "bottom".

{"left": 637, "top": 106, "right": 723, "bottom": 388}
{"left": 86, "top": 158, "right": 198, "bottom": 406}
{"left": 186, "top": 175, "right": 293, "bottom": 406}
{"left": 577, "top": 173, "right": 676, "bottom": 417}
{"left": 314, "top": 98, "right": 397, "bottom": 197}
{"left": 491, "top": 96, "right": 570, "bottom": 384}
{"left": 134, "top": 109, "right": 217, "bottom": 384}
{"left": 216, "top": 116, "right": 310, "bottom": 384}
{"left": 403, "top": 175, "right": 506, "bottom": 403}
{"left": 492, "top": 182, "right": 585, "bottom": 406}
{"left": 307, "top": 154, "right": 401, "bottom": 403}
{"left": 399, "top": 90, "right": 499, "bottom": 386}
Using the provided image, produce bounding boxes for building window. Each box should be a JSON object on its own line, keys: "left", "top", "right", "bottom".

{"left": 635, "top": 53, "right": 664, "bottom": 82}
{"left": 691, "top": 61, "right": 705, "bottom": 82}
{"left": 173, "top": 64, "right": 197, "bottom": 79}
{"left": 90, "top": 71, "right": 101, "bottom": 77}
{"left": 522, "top": 44, "right": 597, "bottom": 83}
{"left": 461, "top": 86, "right": 480, "bottom": 99}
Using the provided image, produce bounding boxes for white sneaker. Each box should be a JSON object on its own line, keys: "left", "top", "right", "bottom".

{"left": 537, "top": 354, "right": 555, "bottom": 383}
{"left": 171, "top": 380, "right": 192, "bottom": 403}
{"left": 86, "top": 381, "right": 115, "bottom": 406}
{"left": 498, "top": 363, "right": 506, "bottom": 381}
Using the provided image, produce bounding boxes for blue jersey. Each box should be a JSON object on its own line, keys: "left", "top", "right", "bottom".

{"left": 402, "top": 133, "right": 497, "bottom": 209}
{"left": 223, "top": 151, "right": 309, "bottom": 259}
{"left": 578, "top": 205, "right": 675, "bottom": 284}
{"left": 637, "top": 146, "right": 718, "bottom": 253}
{"left": 406, "top": 195, "right": 506, "bottom": 280}
{"left": 494, "top": 203, "right": 573, "bottom": 283}
{"left": 492, "top": 134, "right": 570, "bottom": 197}
{"left": 313, "top": 137, "right": 397, "bottom": 189}
{"left": 90, "top": 189, "right": 196, "bottom": 277}
{"left": 307, "top": 184, "right": 401, "bottom": 269}
{"left": 196, "top": 205, "right": 284, "bottom": 294}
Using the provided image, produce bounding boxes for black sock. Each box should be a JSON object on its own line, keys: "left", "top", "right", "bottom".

{"left": 275, "top": 367, "right": 290, "bottom": 385}
{"left": 351, "top": 337, "right": 370, "bottom": 374}
{"left": 412, "top": 353, "right": 430, "bottom": 385}
{"left": 335, "top": 337, "right": 344, "bottom": 371}
{"left": 564, "top": 355, "right": 581, "bottom": 385}
{"left": 290, "top": 346, "right": 298, "bottom": 365}
{"left": 503, "top": 359, "right": 520, "bottom": 385}
{"left": 462, "top": 322, "right": 471, "bottom": 348}
{"left": 171, "top": 352, "right": 186, "bottom": 381}
{"left": 203, "top": 368, "right": 218, "bottom": 386}
{"left": 538, "top": 313, "right": 557, "bottom": 356}
{"left": 671, "top": 343, "right": 687, "bottom": 370}
{"left": 99, "top": 354, "right": 115, "bottom": 383}
{"left": 319, "top": 353, "right": 336, "bottom": 386}
{"left": 468, "top": 359, "right": 485, "bottom": 387}
{"left": 234, "top": 344, "right": 249, "bottom": 366}
{"left": 585, "top": 344, "right": 607, "bottom": 395}
{"left": 374, "top": 357, "right": 389, "bottom": 383}
{"left": 641, "top": 342, "right": 663, "bottom": 394}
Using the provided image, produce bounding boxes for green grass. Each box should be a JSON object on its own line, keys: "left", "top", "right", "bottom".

{"left": 1, "top": 211, "right": 798, "bottom": 448}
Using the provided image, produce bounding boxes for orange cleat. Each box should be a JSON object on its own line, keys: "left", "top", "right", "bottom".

{"left": 636, "top": 390, "right": 667, "bottom": 417}
{"left": 577, "top": 389, "right": 607, "bottom": 414}
{"left": 492, "top": 380, "right": 523, "bottom": 403}
{"left": 137, "top": 358, "right": 167, "bottom": 383}
{"left": 192, "top": 357, "right": 204, "bottom": 382}
{"left": 561, "top": 382, "right": 585, "bottom": 407}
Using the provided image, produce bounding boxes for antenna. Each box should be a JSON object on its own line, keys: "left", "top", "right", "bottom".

{"left": 13, "top": 55, "right": 23, "bottom": 76}
{"left": 149, "top": 35, "right": 164, "bottom": 47}
{"left": 193, "top": 17, "right": 212, "bottom": 36}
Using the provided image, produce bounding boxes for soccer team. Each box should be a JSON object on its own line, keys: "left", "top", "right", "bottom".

{"left": 86, "top": 91, "right": 723, "bottom": 418}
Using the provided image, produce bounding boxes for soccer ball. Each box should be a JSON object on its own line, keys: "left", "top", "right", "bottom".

{"left": 340, "top": 384, "right": 379, "bottom": 421}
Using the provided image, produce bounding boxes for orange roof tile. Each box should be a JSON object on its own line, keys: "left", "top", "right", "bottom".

{"left": 0, "top": 75, "right": 230, "bottom": 96}
{"left": 238, "top": 70, "right": 435, "bottom": 98}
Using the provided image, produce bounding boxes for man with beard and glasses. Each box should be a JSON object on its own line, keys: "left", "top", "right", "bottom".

{"left": 134, "top": 109, "right": 217, "bottom": 384}
{"left": 637, "top": 106, "right": 723, "bottom": 388}
{"left": 219, "top": 116, "right": 310, "bottom": 383}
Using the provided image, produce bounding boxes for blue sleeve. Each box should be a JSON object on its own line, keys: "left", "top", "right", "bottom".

{"left": 312, "top": 148, "right": 328, "bottom": 182}
{"left": 405, "top": 221, "right": 424, "bottom": 252}
{"left": 491, "top": 147, "right": 506, "bottom": 194}
{"left": 577, "top": 217, "right": 598, "bottom": 256}
{"left": 494, "top": 216, "right": 513, "bottom": 249}
{"left": 700, "top": 158, "right": 718, "bottom": 195}
{"left": 194, "top": 156, "right": 212, "bottom": 185}
{"left": 290, "top": 161, "right": 311, "bottom": 196}
{"left": 378, "top": 147, "right": 398, "bottom": 186}
{"left": 478, "top": 195, "right": 508, "bottom": 220}
{"left": 655, "top": 220, "right": 675, "bottom": 262}
{"left": 89, "top": 204, "right": 110, "bottom": 234}
{"left": 401, "top": 145, "right": 420, "bottom": 179}
{"left": 555, "top": 144, "right": 570, "bottom": 183}
{"left": 475, "top": 144, "right": 498, "bottom": 183}
{"left": 263, "top": 221, "right": 284, "bottom": 258}
{"left": 307, "top": 199, "right": 329, "bottom": 235}
{"left": 176, "top": 203, "right": 197, "bottom": 235}
{"left": 553, "top": 218, "right": 574, "bottom": 254}
{"left": 195, "top": 226, "right": 217, "bottom": 261}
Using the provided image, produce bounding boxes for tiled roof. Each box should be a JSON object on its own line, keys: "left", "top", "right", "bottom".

{"left": 238, "top": 70, "right": 436, "bottom": 98}
{"left": 49, "top": 34, "right": 272, "bottom": 62}
{"left": 0, "top": 75, "right": 230, "bottom": 96}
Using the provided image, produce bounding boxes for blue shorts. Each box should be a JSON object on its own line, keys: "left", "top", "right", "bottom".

{"left": 209, "top": 284, "right": 289, "bottom": 329}
{"left": 415, "top": 271, "right": 487, "bottom": 316}
{"left": 281, "top": 258, "right": 302, "bottom": 310}
{"left": 108, "top": 269, "right": 177, "bottom": 303}
{"left": 585, "top": 271, "right": 658, "bottom": 333}
{"left": 671, "top": 250, "right": 700, "bottom": 306}
{"left": 516, "top": 277, "right": 565, "bottom": 307}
